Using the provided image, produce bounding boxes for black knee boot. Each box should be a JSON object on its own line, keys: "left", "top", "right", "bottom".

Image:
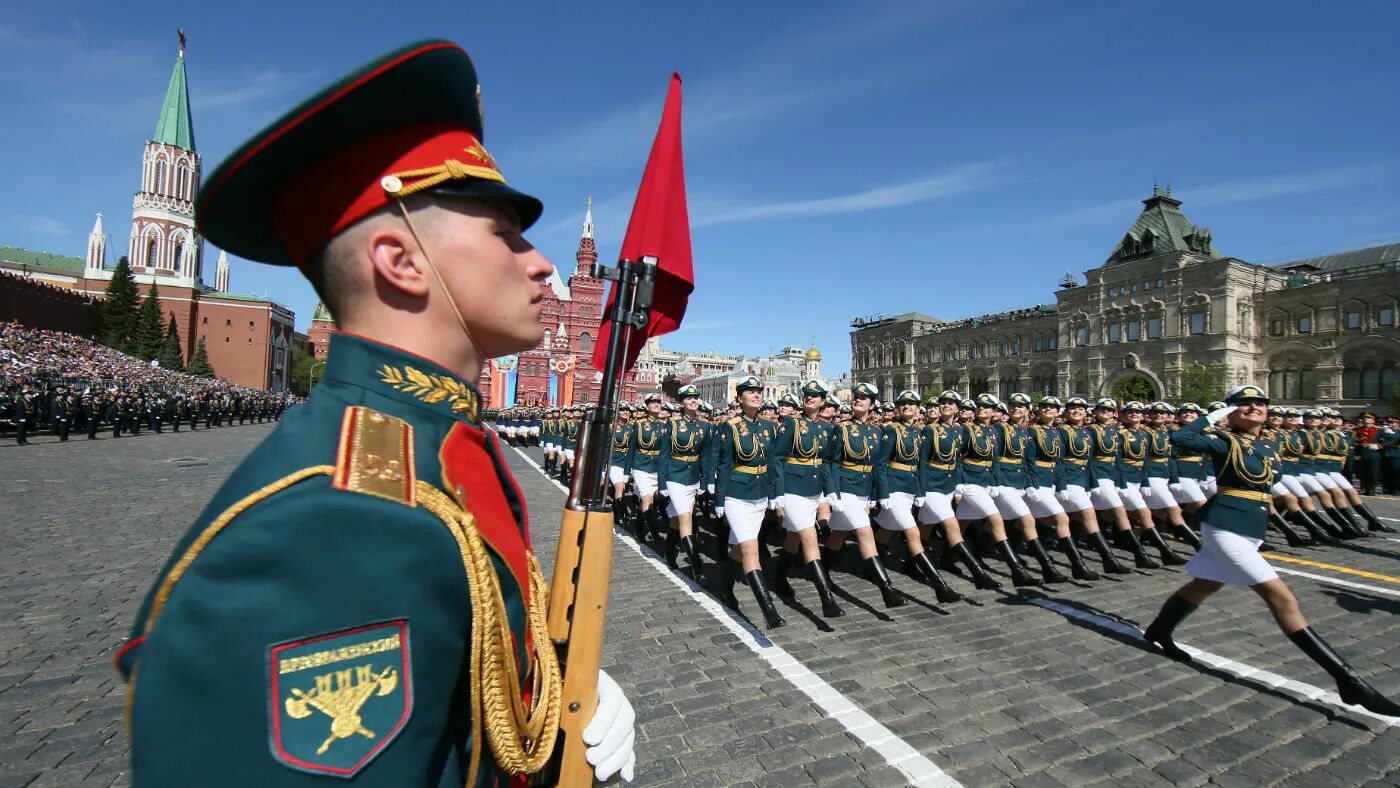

{"left": 1327, "top": 507, "right": 1365, "bottom": 539}
{"left": 746, "top": 570, "right": 787, "bottom": 629}
{"left": 806, "top": 559, "right": 845, "bottom": 618}
{"left": 1354, "top": 502, "right": 1395, "bottom": 533}
{"left": 1115, "top": 527, "right": 1161, "bottom": 569}
{"left": 1288, "top": 627, "right": 1400, "bottom": 716}
{"left": 1173, "top": 522, "right": 1204, "bottom": 550}
{"left": 665, "top": 529, "right": 681, "bottom": 569}
{"left": 1143, "top": 593, "right": 1198, "bottom": 661}
{"left": 650, "top": 503, "right": 670, "bottom": 543}
{"left": 909, "top": 550, "right": 964, "bottom": 602}
{"left": 1269, "top": 511, "right": 1310, "bottom": 548}
{"left": 768, "top": 549, "right": 797, "bottom": 598}
{"left": 863, "top": 556, "right": 907, "bottom": 608}
{"left": 1022, "top": 537, "right": 1069, "bottom": 583}
{"left": 1292, "top": 510, "right": 1335, "bottom": 544}
{"left": 1086, "top": 530, "right": 1131, "bottom": 574}
{"left": 994, "top": 539, "right": 1038, "bottom": 586}
{"left": 1315, "top": 508, "right": 1350, "bottom": 540}
{"left": 1058, "top": 536, "right": 1100, "bottom": 581}
{"left": 1142, "top": 528, "right": 1187, "bottom": 565}
{"left": 1338, "top": 506, "right": 1370, "bottom": 538}
{"left": 679, "top": 534, "right": 704, "bottom": 582}
{"left": 948, "top": 542, "right": 1000, "bottom": 590}
{"left": 720, "top": 560, "right": 741, "bottom": 609}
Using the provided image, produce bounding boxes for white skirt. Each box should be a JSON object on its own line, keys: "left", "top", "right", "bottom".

{"left": 665, "top": 481, "right": 700, "bottom": 517}
{"left": 1090, "top": 478, "right": 1125, "bottom": 510}
{"left": 544, "top": 441, "right": 557, "bottom": 452}
{"left": 1186, "top": 524, "right": 1278, "bottom": 586}
{"left": 1277, "top": 474, "right": 1310, "bottom": 499}
{"left": 1118, "top": 482, "right": 1148, "bottom": 511}
{"left": 830, "top": 492, "right": 872, "bottom": 531}
{"left": 562, "top": 448, "right": 576, "bottom": 461}
{"left": 1202, "top": 476, "right": 1218, "bottom": 497}
{"left": 956, "top": 484, "right": 999, "bottom": 520}
{"left": 1057, "top": 484, "right": 1093, "bottom": 512}
{"left": 1142, "top": 477, "right": 1179, "bottom": 511}
{"left": 994, "top": 486, "right": 1032, "bottom": 520}
{"left": 1025, "top": 486, "right": 1066, "bottom": 518}
{"left": 608, "top": 465, "right": 630, "bottom": 485}
{"left": 917, "top": 491, "right": 957, "bottom": 524}
{"left": 1303, "top": 472, "right": 1337, "bottom": 492}
{"left": 876, "top": 491, "right": 918, "bottom": 531}
{"left": 632, "top": 470, "right": 660, "bottom": 497}
{"left": 1326, "top": 471, "right": 1354, "bottom": 491}
{"left": 1172, "top": 478, "right": 1208, "bottom": 505}
{"left": 725, "top": 497, "right": 768, "bottom": 545}
{"left": 781, "top": 493, "right": 821, "bottom": 532}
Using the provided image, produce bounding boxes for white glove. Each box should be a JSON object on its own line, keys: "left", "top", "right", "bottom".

{"left": 1207, "top": 405, "right": 1237, "bottom": 425}
{"left": 583, "top": 669, "right": 636, "bottom": 783}
{"left": 707, "top": 484, "right": 716, "bottom": 495}
{"left": 954, "top": 484, "right": 966, "bottom": 496}
{"left": 914, "top": 497, "right": 926, "bottom": 508}
{"left": 1169, "top": 482, "right": 1183, "bottom": 493}
{"left": 768, "top": 498, "right": 779, "bottom": 510}
{"left": 715, "top": 505, "right": 725, "bottom": 517}
{"left": 879, "top": 498, "right": 891, "bottom": 510}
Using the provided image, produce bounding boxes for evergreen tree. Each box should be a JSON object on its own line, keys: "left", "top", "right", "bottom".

{"left": 156, "top": 314, "right": 185, "bottom": 371}
{"left": 100, "top": 256, "right": 140, "bottom": 351}
{"left": 186, "top": 336, "right": 215, "bottom": 377}
{"left": 133, "top": 281, "right": 166, "bottom": 360}
{"left": 1177, "top": 364, "right": 1230, "bottom": 406}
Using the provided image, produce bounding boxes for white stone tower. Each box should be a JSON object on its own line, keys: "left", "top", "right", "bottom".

{"left": 85, "top": 213, "right": 106, "bottom": 276}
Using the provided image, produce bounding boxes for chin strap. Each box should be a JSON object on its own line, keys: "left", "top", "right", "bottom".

{"left": 389, "top": 195, "right": 484, "bottom": 361}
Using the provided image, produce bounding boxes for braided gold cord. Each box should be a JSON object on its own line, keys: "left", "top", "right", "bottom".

{"left": 386, "top": 159, "right": 506, "bottom": 198}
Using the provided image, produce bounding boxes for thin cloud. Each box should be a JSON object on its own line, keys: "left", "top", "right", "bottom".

{"left": 14, "top": 215, "right": 71, "bottom": 237}
{"left": 195, "top": 69, "right": 317, "bottom": 111}
{"left": 695, "top": 160, "right": 1008, "bottom": 227}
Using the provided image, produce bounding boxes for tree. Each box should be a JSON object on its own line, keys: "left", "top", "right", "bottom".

{"left": 290, "top": 347, "right": 326, "bottom": 397}
{"left": 132, "top": 281, "right": 166, "bottom": 360}
{"left": 1109, "top": 375, "right": 1155, "bottom": 404}
{"left": 186, "top": 336, "right": 215, "bottom": 377}
{"left": 1178, "top": 363, "right": 1230, "bottom": 406}
{"left": 100, "top": 256, "right": 140, "bottom": 352}
{"left": 156, "top": 314, "right": 185, "bottom": 371}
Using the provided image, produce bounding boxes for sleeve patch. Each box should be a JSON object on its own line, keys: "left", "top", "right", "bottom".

{"left": 332, "top": 406, "right": 417, "bottom": 506}
{"left": 268, "top": 620, "right": 413, "bottom": 779}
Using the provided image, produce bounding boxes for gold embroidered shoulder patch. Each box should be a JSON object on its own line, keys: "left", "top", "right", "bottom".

{"left": 332, "top": 406, "right": 417, "bottom": 506}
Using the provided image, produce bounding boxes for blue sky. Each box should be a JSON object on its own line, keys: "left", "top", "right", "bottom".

{"left": 3, "top": 1, "right": 1398, "bottom": 375}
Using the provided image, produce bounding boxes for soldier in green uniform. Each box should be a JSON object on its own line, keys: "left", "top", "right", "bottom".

{"left": 625, "top": 393, "right": 670, "bottom": 545}
{"left": 1382, "top": 415, "right": 1400, "bottom": 494}
{"left": 118, "top": 41, "right": 634, "bottom": 786}
{"left": 608, "top": 403, "right": 637, "bottom": 533}
{"left": 659, "top": 384, "right": 714, "bottom": 580}
{"left": 1144, "top": 387, "right": 1399, "bottom": 716}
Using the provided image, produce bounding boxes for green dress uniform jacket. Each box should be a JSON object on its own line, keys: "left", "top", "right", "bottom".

{"left": 992, "top": 423, "right": 1031, "bottom": 490}
{"left": 1117, "top": 427, "right": 1149, "bottom": 486}
{"left": 1299, "top": 427, "right": 1326, "bottom": 476}
{"left": 564, "top": 418, "right": 580, "bottom": 452}
{"left": 1087, "top": 424, "right": 1121, "bottom": 487}
{"left": 714, "top": 414, "right": 775, "bottom": 509}
{"left": 771, "top": 415, "right": 830, "bottom": 498}
{"left": 1171, "top": 417, "right": 1276, "bottom": 539}
{"left": 875, "top": 422, "right": 923, "bottom": 500}
{"left": 625, "top": 417, "right": 669, "bottom": 475}
{"left": 919, "top": 423, "right": 962, "bottom": 496}
{"left": 1026, "top": 424, "right": 1063, "bottom": 491}
{"left": 118, "top": 334, "right": 555, "bottom": 787}
{"left": 610, "top": 422, "right": 633, "bottom": 467}
{"left": 660, "top": 416, "right": 713, "bottom": 487}
{"left": 1274, "top": 428, "right": 1304, "bottom": 477}
{"left": 955, "top": 423, "right": 999, "bottom": 488}
{"left": 1057, "top": 425, "right": 1093, "bottom": 490}
{"left": 1171, "top": 426, "right": 1209, "bottom": 482}
{"left": 1143, "top": 426, "right": 1178, "bottom": 482}
{"left": 829, "top": 421, "right": 880, "bottom": 499}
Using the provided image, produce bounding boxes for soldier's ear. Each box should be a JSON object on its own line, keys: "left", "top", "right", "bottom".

{"left": 366, "top": 225, "right": 430, "bottom": 301}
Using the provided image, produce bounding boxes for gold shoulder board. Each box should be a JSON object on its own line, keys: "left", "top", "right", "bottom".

{"left": 332, "top": 406, "right": 418, "bottom": 506}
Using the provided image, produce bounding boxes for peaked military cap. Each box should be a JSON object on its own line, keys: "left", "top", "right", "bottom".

{"left": 777, "top": 392, "right": 800, "bottom": 408}
{"left": 1148, "top": 401, "right": 1175, "bottom": 414}
{"left": 1177, "top": 402, "right": 1204, "bottom": 415}
{"left": 664, "top": 402, "right": 680, "bottom": 412}
{"left": 1094, "top": 397, "right": 1118, "bottom": 411}
{"left": 676, "top": 384, "right": 700, "bottom": 398}
{"left": 644, "top": 392, "right": 662, "bottom": 403}
{"left": 879, "top": 402, "right": 896, "bottom": 413}
{"left": 975, "top": 393, "right": 1000, "bottom": 410}
{"left": 618, "top": 402, "right": 632, "bottom": 411}
{"left": 1224, "top": 385, "right": 1268, "bottom": 406}
{"left": 851, "top": 382, "right": 879, "bottom": 401}
{"left": 838, "top": 403, "right": 852, "bottom": 414}
{"left": 894, "top": 389, "right": 921, "bottom": 405}
{"left": 825, "top": 395, "right": 841, "bottom": 407}
{"left": 799, "top": 379, "right": 829, "bottom": 397}
{"left": 938, "top": 389, "right": 963, "bottom": 404}
{"left": 1005, "top": 392, "right": 1031, "bottom": 407}
{"left": 1208, "top": 401, "right": 1227, "bottom": 411}
{"left": 959, "top": 398, "right": 976, "bottom": 410}
{"left": 1120, "top": 401, "right": 1144, "bottom": 413}
{"left": 197, "top": 41, "right": 541, "bottom": 268}
{"left": 1303, "top": 408, "right": 1323, "bottom": 418}
{"left": 735, "top": 375, "right": 763, "bottom": 393}
{"left": 698, "top": 401, "right": 713, "bottom": 413}
{"left": 1039, "top": 396, "right": 1064, "bottom": 409}
{"left": 1280, "top": 406, "right": 1300, "bottom": 417}
{"left": 760, "top": 399, "right": 777, "bottom": 411}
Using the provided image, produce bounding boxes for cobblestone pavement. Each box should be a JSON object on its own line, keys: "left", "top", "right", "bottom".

{"left": 1, "top": 424, "right": 1397, "bottom": 787}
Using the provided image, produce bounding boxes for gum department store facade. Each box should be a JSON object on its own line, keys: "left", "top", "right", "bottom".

{"left": 850, "top": 187, "right": 1400, "bottom": 414}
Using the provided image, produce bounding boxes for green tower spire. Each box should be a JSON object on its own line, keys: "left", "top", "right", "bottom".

{"left": 153, "top": 31, "right": 196, "bottom": 151}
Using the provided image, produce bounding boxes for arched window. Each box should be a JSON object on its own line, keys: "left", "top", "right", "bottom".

{"left": 146, "top": 237, "right": 159, "bottom": 268}
{"left": 172, "top": 242, "right": 184, "bottom": 273}
{"left": 154, "top": 160, "right": 167, "bottom": 193}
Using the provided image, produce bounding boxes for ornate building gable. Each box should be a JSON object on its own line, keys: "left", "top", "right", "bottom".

{"left": 1104, "top": 185, "right": 1221, "bottom": 265}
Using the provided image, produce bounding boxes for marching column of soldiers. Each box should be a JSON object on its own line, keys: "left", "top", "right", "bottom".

{"left": 2, "top": 383, "right": 297, "bottom": 445}
{"left": 490, "top": 381, "right": 1400, "bottom": 717}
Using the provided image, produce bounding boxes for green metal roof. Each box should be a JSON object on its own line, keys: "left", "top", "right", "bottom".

{"left": 312, "top": 300, "right": 334, "bottom": 322}
{"left": 1104, "top": 186, "right": 1220, "bottom": 265}
{"left": 0, "top": 246, "right": 85, "bottom": 274}
{"left": 153, "top": 52, "right": 196, "bottom": 151}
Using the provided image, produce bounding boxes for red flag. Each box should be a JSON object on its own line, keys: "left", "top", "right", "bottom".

{"left": 592, "top": 73, "right": 694, "bottom": 374}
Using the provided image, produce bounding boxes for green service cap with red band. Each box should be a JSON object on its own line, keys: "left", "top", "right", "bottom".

{"left": 196, "top": 40, "right": 542, "bottom": 268}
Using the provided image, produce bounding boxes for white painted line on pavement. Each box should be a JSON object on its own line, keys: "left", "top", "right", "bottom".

{"left": 1027, "top": 597, "right": 1400, "bottom": 728}
{"left": 506, "top": 442, "right": 962, "bottom": 788}
{"left": 1271, "top": 567, "right": 1400, "bottom": 598}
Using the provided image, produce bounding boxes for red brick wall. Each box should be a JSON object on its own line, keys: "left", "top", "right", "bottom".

{"left": 0, "top": 272, "right": 101, "bottom": 337}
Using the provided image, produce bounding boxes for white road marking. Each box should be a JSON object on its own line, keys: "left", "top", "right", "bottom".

{"left": 1271, "top": 567, "right": 1400, "bottom": 598}
{"left": 507, "top": 442, "right": 962, "bottom": 788}
{"left": 1027, "top": 597, "right": 1400, "bottom": 728}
